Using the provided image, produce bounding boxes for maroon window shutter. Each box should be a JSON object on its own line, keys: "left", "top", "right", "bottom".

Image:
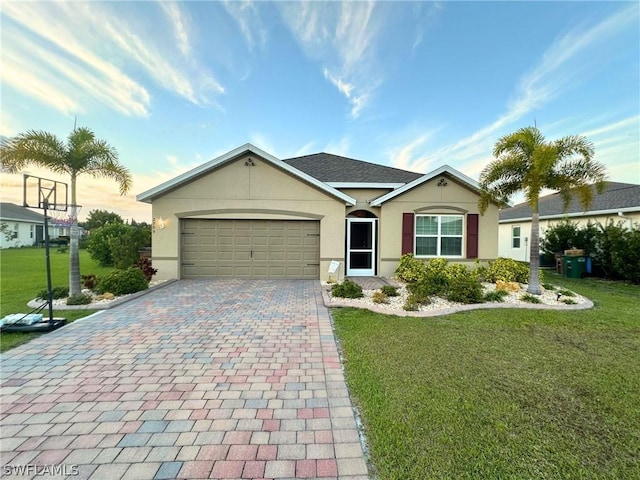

{"left": 402, "top": 213, "right": 414, "bottom": 255}
{"left": 466, "top": 213, "right": 479, "bottom": 259}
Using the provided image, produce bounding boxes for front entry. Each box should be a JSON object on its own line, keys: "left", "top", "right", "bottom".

{"left": 346, "top": 218, "right": 377, "bottom": 276}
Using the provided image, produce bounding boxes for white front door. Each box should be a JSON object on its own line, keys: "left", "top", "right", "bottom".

{"left": 346, "top": 218, "right": 377, "bottom": 276}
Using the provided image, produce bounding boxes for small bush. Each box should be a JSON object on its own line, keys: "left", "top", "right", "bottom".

{"left": 95, "top": 267, "right": 148, "bottom": 296}
{"left": 380, "top": 285, "right": 399, "bottom": 296}
{"left": 403, "top": 294, "right": 425, "bottom": 311}
{"left": 36, "top": 286, "right": 69, "bottom": 300}
{"left": 558, "top": 289, "right": 576, "bottom": 297}
{"left": 446, "top": 276, "right": 484, "bottom": 304}
{"left": 487, "top": 258, "right": 530, "bottom": 283}
{"left": 331, "top": 279, "right": 363, "bottom": 299}
{"left": 542, "top": 283, "right": 557, "bottom": 291}
{"left": 81, "top": 274, "right": 97, "bottom": 290}
{"left": 407, "top": 281, "right": 435, "bottom": 304}
{"left": 496, "top": 280, "right": 520, "bottom": 292}
{"left": 562, "top": 298, "right": 578, "bottom": 305}
{"left": 371, "top": 291, "right": 389, "bottom": 304}
{"left": 66, "top": 293, "right": 93, "bottom": 305}
{"left": 135, "top": 257, "right": 158, "bottom": 282}
{"left": 445, "top": 263, "right": 470, "bottom": 282}
{"left": 483, "top": 289, "right": 508, "bottom": 303}
{"left": 520, "top": 294, "right": 542, "bottom": 304}
{"left": 395, "top": 254, "right": 426, "bottom": 283}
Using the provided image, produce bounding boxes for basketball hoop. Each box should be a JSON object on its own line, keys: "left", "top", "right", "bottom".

{"left": 49, "top": 206, "right": 82, "bottom": 229}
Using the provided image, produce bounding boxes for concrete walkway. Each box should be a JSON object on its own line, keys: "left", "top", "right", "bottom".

{"left": 1, "top": 280, "right": 369, "bottom": 480}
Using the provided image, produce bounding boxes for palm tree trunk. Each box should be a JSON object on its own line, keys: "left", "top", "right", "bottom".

{"left": 69, "top": 175, "right": 81, "bottom": 296}
{"left": 527, "top": 211, "right": 542, "bottom": 295}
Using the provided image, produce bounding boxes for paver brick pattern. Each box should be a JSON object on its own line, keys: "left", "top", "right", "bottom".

{"left": 0, "top": 280, "right": 369, "bottom": 479}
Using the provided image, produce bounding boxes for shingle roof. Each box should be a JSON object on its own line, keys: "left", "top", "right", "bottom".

{"left": 283, "top": 153, "right": 423, "bottom": 184}
{"left": 499, "top": 182, "right": 640, "bottom": 221}
{"left": 0, "top": 203, "right": 46, "bottom": 223}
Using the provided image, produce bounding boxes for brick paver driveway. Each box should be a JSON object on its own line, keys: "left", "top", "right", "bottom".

{"left": 1, "top": 280, "right": 369, "bottom": 480}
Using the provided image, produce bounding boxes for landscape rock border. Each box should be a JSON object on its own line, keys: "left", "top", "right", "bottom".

{"left": 321, "top": 282, "right": 594, "bottom": 317}
{"left": 26, "top": 279, "right": 178, "bottom": 311}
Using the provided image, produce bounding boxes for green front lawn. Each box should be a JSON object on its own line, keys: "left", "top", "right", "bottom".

{"left": 0, "top": 247, "right": 114, "bottom": 352}
{"left": 333, "top": 274, "right": 640, "bottom": 479}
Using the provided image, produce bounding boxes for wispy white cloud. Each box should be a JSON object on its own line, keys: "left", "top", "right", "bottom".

{"left": 292, "top": 142, "right": 316, "bottom": 158}
{"left": 161, "top": 1, "right": 192, "bottom": 57}
{"left": 0, "top": 1, "right": 223, "bottom": 116}
{"left": 324, "top": 137, "right": 351, "bottom": 157}
{"left": 222, "top": 0, "right": 267, "bottom": 50}
{"left": 398, "top": 5, "right": 638, "bottom": 177}
{"left": 279, "top": 1, "right": 381, "bottom": 118}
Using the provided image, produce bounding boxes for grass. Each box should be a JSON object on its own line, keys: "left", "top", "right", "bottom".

{"left": 0, "top": 247, "right": 114, "bottom": 352}
{"left": 332, "top": 274, "right": 640, "bottom": 479}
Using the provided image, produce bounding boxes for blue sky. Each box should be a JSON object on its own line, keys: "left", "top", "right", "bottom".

{"left": 1, "top": 1, "right": 638, "bottom": 221}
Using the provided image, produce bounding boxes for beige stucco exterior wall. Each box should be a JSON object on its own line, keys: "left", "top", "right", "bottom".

{"left": 499, "top": 211, "right": 640, "bottom": 262}
{"left": 377, "top": 175, "right": 499, "bottom": 277}
{"left": 149, "top": 154, "right": 347, "bottom": 281}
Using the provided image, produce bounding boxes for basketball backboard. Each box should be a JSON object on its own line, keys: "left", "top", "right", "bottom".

{"left": 23, "top": 174, "right": 68, "bottom": 212}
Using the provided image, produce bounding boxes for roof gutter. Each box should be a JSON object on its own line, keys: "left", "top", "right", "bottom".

{"left": 499, "top": 206, "right": 640, "bottom": 223}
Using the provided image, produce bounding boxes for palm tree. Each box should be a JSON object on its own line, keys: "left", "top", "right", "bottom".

{"left": 1, "top": 128, "right": 132, "bottom": 296}
{"left": 478, "top": 126, "right": 606, "bottom": 294}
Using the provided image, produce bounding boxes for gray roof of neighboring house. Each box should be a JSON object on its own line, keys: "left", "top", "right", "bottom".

{"left": 0, "top": 202, "right": 46, "bottom": 223}
{"left": 283, "top": 153, "right": 423, "bottom": 184}
{"left": 499, "top": 182, "right": 640, "bottom": 221}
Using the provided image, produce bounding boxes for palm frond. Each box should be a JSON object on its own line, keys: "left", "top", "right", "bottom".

{"left": 0, "top": 130, "right": 68, "bottom": 174}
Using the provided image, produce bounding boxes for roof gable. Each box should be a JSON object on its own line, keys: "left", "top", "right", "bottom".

{"left": 0, "top": 203, "right": 46, "bottom": 223}
{"left": 137, "top": 144, "right": 357, "bottom": 205}
{"left": 283, "top": 153, "right": 422, "bottom": 184}
{"left": 369, "top": 165, "right": 482, "bottom": 206}
{"left": 499, "top": 182, "right": 640, "bottom": 221}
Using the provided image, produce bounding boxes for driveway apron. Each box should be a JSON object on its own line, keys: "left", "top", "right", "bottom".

{"left": 1, "top": 280, "right": 369, "bottom": 480}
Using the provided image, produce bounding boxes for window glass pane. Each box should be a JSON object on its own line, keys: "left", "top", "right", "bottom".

{"left": 416, "top": 216, "right": 438, "bottom": 235}
{"left": 513, "top": 238, "right": 521, "bottom": 248}
{"left": 513, "top": 226, "right": 521, "bottom": 237}
{"left": 441, "top": 216, "right": 462, "bottom": 235}
{"left": 350, "top": 252, "right": 372, "bottom": 269}
{"left": 416, "top": 237, "right": 437, "bottom": 256}
{"left": 441, "top": 237, "right": 462, "bottom": 256}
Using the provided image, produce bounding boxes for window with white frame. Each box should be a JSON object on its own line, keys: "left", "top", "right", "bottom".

{"left": 415, "top": 215, "right": 463, "bottom": 257}
{"left": 30, "top": 224, "right": 35, "bottom": 239}
{"left": 512, "top": 226, "right": 521, "bottom": 248}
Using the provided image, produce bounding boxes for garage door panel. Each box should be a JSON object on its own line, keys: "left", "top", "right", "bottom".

{"left": 181, "top": 219, "right": 319, "bottom": 279}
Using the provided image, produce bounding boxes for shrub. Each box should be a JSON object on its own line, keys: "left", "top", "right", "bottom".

{"left": 66, "top": 293, "right": 93, "bottom": 305}
{"left": 395, "top": 254, "right": 426, "bottom": 283}
{"left": 541, "top": 219, "right": 580, "bottom": 256}
{"left": 87, "top": 223, "right": 131, "bottom": 267}
{"left": 403, "top": 294, "right": 425, "bottom": 311}
{"left": 110, "top": 225, "right": 152, "bottom": 269}
{"left": 445, "top": 263, "right": 470, "bottom": 282}
{"left": 36, "top": 286, "right": 69, "bottom": 300}
{"left": 81, "top": 274, "right": 97, "bottom": 290}
{"left": 407, "top": 281, "right": 437, "bottom": 304}
{"left": 380, "top": 285, "right": 399, "bottom": 296}
{"left": 486, "top": 258, "right": 530, "bottom": 283}
{"left": 135, "top": 257, "right": 158, "bottom": 282}
{"left": 542, "top": 283, "right": 557, "bottom": 290}
{"left": 95, "top": 267, "right": 148, "bottom": 296}
{"left": 446, "top": 276, "right": 484, "bottom": 304}
{"left": 562, "top": 298, "right": 578, "bottom": 305}
{"left": 496, "top": 280, "right": 520, "bottom": 292}
{"left": 520, "top": 294, "right": 542, "bottom": 304}
{"left": 483, "top": 289, "right": 508, "bottom": 303}
{"left": 371, "top": 291, "right": 389, "bottom": 304}
{"left": 331, "top": 279, "right": 363, "bottom": 299}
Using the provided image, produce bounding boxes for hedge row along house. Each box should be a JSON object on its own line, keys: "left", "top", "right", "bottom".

{"left": 137, "top": 144, "right": 500, "bottom": 282}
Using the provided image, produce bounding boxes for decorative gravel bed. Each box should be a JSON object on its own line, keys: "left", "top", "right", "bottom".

{"left": 323, "top": 280, "right": 589, "bottom": 314}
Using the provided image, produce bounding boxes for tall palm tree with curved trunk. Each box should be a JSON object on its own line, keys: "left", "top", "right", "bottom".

{"left": 478, "top": 126, "right": 606, "bottom": 295}
{"left": 1, "top": 128, "right": 132, "bottom": 296}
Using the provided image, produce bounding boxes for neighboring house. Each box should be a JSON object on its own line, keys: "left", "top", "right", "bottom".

{"left": 0, "top": 202, "right": 47, "bottom": 248}
{"left": 498, "top": 182, "right": 640, "bottom": 262}
{"left": 137, "top": 144, "right": 499, "bottom": 281}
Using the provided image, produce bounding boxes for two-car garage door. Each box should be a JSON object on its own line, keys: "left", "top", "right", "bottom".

{"left": 181, "top": 219, "right": 320, "bottom": 279}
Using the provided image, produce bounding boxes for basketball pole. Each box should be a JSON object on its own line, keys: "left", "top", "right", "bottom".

{"left": 43, "top": 201, "right": 54, "bottom": 323}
